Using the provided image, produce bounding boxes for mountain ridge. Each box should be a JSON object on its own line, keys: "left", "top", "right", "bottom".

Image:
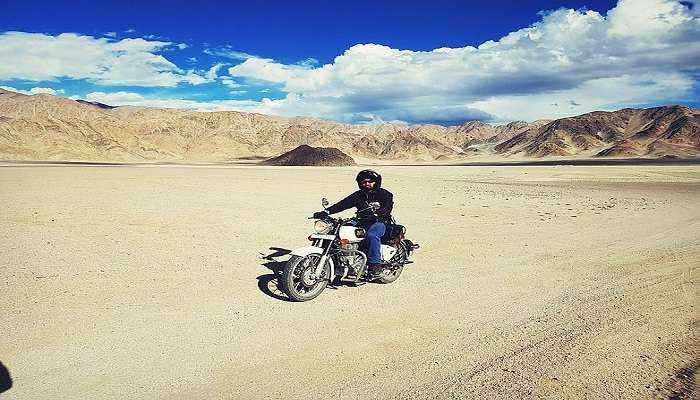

{"left": 0, "top": 89, "right": 698, "bottom": 162}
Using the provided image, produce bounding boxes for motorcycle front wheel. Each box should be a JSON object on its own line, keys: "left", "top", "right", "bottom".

{"left": 280, "top": 254, "right": 331, "bottom": 301}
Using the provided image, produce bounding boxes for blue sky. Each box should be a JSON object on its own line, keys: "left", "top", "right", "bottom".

{"left": 1, "top": 0, "right": 698, "bottom": 124}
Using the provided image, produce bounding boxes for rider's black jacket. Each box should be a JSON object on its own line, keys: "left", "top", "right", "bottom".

{"left": 326, "top": 188, "right": 394, "bottom": 223}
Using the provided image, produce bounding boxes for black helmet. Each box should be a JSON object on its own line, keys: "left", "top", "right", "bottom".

{"left": 355, "top": 169, "right": 382, "bottom": 190}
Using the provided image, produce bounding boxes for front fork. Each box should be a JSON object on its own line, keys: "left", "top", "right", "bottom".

{"left": 311, "top": 238, "right": 334, "bottom": 280}
{"left": 312, "top": 222, "right": 343, "bottom": 280}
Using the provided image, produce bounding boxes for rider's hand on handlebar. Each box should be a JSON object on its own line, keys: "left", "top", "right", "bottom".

{"left": 313, "top": 211, "right": 329, "bottom": 219}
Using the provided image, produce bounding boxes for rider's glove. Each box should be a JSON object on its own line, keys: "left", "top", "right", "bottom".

{"left": 313, "top": 211, "right": 329, "bottom": 219}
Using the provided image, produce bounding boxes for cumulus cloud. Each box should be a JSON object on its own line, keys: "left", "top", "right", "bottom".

{"left": 0, "top": 32, "right": 208, "bottom": 87}
{"left": 228, "top": 57, "right": 314, "bottom": 85}
{"left": 225, "top": 0, "right": 700, "bottom": 123}
{"left": 1, "top": 86, "right": 65, "bottom": 95}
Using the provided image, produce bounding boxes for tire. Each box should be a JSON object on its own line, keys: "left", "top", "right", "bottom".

{"left": 374, "top": 242, "right": 408, "bottom": 284}
{"left": 280, "top": 254, "right": 330, "bottom": 301}
{"left": 375, "top": 264, "right": 404, "bottom": 284}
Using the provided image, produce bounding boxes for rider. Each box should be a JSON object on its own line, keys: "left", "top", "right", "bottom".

{"left": 313, "top": 169, "right": 393, "bottom": 274}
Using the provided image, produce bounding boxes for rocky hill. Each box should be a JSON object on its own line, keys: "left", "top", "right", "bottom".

{"left": 0, "top": 89, "right": 698, "bottom": 162}
{"left": 261, "top": 145, "right": 356, "bottom": 166}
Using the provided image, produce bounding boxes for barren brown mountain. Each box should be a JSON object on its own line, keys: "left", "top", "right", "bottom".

{"left": 1, "top": 89, "right": 698, "bottom": 162}
{"left": 495, "top": 106, "right": 700, "bottom": 158}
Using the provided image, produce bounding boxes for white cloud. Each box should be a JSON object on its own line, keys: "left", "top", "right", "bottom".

{"left": 204, "top": 47, "right": 257, "bottom": 60}
{"left": 105, "top": 32, "right": 117, "bottom": 38}
{"left": 228, "top": 57, "right": 312, "bottom": 85}
{"left": 84, "top": 91, "right": 263, "bottom": 112}
{"left": 183, "top": 70, "right": 209, "bottom": 85}
{"left": 297, "top": 58, "right": 319, "bottom": 67}
{"left": 225, "top": 0, "right": 700, "bottom": 123}
{"left": 607, "top": 0, "right": 696, "bottom": 40}
{"left": 221, "top": 77, "right": 243, "bottom": 88}
{"left": 86, "top": 91, "right": 144, "bottom": 103}
{"left": 0, "top": 32, "right": 208, "bottom": 87}
{"left": 0, "top": 86, "right": 65, "bottom": 95}
{"left": 471, "top": 73, "right": 697, "bottom": 122}
{"left": 206, "top": 63, "right": 227, "bottom": 79}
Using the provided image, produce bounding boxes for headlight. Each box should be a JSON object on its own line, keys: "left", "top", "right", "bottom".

{"left": 314, "top": 220, "right": 332, "bottom": 234}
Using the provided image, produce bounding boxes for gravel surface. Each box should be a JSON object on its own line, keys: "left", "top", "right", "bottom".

{"left": 1, "top": 165, "right": 698, "bottom": 399}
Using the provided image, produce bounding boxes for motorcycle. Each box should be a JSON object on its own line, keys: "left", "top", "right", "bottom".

{"left": 279, "top": 198, "right": 420, "bottom": 301}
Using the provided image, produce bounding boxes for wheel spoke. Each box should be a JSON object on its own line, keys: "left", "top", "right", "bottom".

{"left": 282, "top": 253, "right": 329, "bottom": 301}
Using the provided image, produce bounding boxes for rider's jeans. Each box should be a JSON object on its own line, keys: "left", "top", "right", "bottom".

{"left": 366, "top": 222, "right": 386, "bottom": 264}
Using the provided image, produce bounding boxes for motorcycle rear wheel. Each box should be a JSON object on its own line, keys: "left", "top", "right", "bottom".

{"left": 374, "top": 242, "right": 408, "bottom": 284}
{"left": 280, "top": 254, "right": 330, "bottom": 301}
{"left": 374, "top": 264, "right": 404, "bottom": 284}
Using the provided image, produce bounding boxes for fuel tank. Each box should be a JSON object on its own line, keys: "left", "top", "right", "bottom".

{"left": 338, "top": 226, "right": 365, "bottom": 242}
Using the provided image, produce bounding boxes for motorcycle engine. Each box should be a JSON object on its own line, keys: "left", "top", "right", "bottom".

{"left": 340, "top": 242, "right": 359, "bottom": 252}
{"left": 339, "top": 246, "right": 367, "bottom": 278}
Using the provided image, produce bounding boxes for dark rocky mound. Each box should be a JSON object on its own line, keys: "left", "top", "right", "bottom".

{"left": 261, "top": 144, "right": 356, "bottom": 166}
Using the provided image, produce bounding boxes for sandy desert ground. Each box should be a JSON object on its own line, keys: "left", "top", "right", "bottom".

{"left": 1, "top": 164, "right": 698, "bottom": 399}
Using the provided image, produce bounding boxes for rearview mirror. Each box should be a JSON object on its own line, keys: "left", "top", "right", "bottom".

{"left": 321, "top": 198, "right": 329, "bottom": 208}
